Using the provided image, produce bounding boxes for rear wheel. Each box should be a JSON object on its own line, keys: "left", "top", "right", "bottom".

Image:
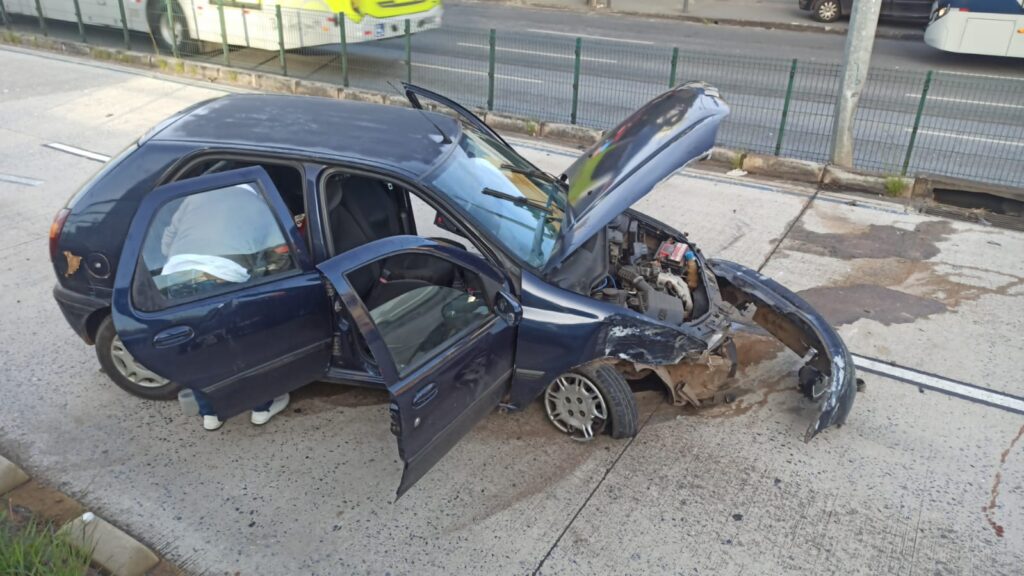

{"left": 95, "top": 316, "right": 179, "bottom": 400}
{"left": 811, "top": 0, "right": 841, "bottom": 22}
{"left": 148, "top": 0, "right": 190, "bottom": 53}
{"left": 544, "top": 364, "right": 638, "bottom": 441}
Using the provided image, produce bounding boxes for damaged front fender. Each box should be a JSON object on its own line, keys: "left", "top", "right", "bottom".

{"left": 710, "top": 259, "right": 856, "bottom": 441}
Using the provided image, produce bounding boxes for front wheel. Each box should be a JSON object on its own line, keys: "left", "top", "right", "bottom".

{"left": 811, "top": 0, "right": 841, "bottom": 22}
{"left": 95, "top": 316, "right": 179, "bottom": 400}
{"left": 544, "top": 365, "right": 638, "bottom": 441}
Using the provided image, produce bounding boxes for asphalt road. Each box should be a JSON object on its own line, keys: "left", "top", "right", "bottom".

{"left": 2, "top": 48, "right": 1023, "bottom": 575}
{"left": 4, "top": 2, "right": 1023, "bottom": 188}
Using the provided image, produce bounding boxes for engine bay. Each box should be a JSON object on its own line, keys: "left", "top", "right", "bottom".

{"left": 592, "top": 214, "right": 708, "bottom": 325}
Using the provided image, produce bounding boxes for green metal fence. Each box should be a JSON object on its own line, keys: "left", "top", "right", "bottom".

{"left": 3, "top": 3, "right": 1023, "bottom": 189}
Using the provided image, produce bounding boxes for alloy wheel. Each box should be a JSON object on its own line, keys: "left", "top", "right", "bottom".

{"left": 817, "top": 1, "right": 839, "bottom": 21}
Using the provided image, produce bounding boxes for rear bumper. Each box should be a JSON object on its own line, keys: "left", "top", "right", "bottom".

{"left": 710, "top": 259, "right": 856, "bottom": 441}
{"left": 53, "top": 284, "right": 106, "bottom": 344}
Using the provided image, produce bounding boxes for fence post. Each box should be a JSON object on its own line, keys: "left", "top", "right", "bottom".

{"left": 668, "top": 46, "right": 678, "bottom": 88}
{"left": 165, "top": 0, "right": 180, "bottom": 59}
{"left": 276, "top": 5, "right": 287, "bottom": 76}
{"left": 902, "top": 70, "right": 932, "bottom": 176}
{"left": 71, "top": 0, "right": 86, "bottom": 42}
{"left": 241, "top": 9, "right": 250, "bottom": 47}
{"left": 217, "top": 0, "right": 230, "bottom": 65}
{"left": 487, "top": 29, "right": 496, "bottom": 111}
{"left": 404, "top": 19, "right": 412, "bottom": 83}
{"left": 116, "top": 0, "right": 130, "bottom": 50}
{"left": 339, "top": 12, "right": 348, "bottom": 87}
{"left": 33, "top": 0, "right": 46, "bottom": 36}
{"left": 0, "top": 0, "right": 8, "bottom": 29}
{"left": 774, "top": 59, "right": 798, "bottom": 156}
{"left": 571, "top": 37, "right": 582, "bottom": 125}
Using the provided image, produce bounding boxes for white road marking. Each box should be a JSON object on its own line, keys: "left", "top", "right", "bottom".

{"left": 904, "top": 127, "right": 1024, "bottom": 147}
{"left": 412, "top": 63, "right": 543, "bottom": 84}
{"left": 45, "top": 143, "right": 110, "bottom": 163}
{"left": 0, "top": 173, "right": 43, "bottom": 187}
{"left": 525, "top": 29, "right": 655, "bottom": 45}
{"left": 853, "top": 354, "right": 1024, "bottom": 414}
{"left": 939, "top": 70, "right": 1023, "bottom": 82}
{"left": 456, "top": 42, "right": 618, "bottom": 63}
{"left": 903, "top": 93, "right": 1024, "bottom": 110}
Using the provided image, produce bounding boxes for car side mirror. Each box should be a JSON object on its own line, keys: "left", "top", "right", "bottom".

{"left": 494, "top": 291, "right": 522, "bottom": 327}
{"left": 434, "top": 211, "right": 465, "bottom": 238}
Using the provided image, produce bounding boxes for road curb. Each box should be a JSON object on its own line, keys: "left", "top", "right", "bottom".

{"left": 460, "top": 0, "right": 924, "bottom": 39}
{"left": 0, "top": 451, "right": 182, "bottom": 576}
{"left": 0, "top": 454, "right": 30, "bottom": 495}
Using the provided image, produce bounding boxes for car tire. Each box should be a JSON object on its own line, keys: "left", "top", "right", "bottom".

{"left": 95, "top": 316, "right": 179, "bottom": 400}
{"left": 148, "top": 0, "right": 190, "bottom": 53}
{"left": 811, "top": 0, "right": 841, "bottom": 22}
{"left": 544, "top": 364, "right": 639, "bottom": 441}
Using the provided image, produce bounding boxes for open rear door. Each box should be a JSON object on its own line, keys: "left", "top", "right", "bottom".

{"left": 111, "top": 166, "right": 334, "bottom": 418}
{"left": 318, "top": 235, "right": 521, "bottom": 497}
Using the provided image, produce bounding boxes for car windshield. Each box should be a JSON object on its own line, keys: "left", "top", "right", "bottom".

{"left": 426, "top": 123, "right": 566, "bottom": 268}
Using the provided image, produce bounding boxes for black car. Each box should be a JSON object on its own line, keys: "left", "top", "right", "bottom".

{"left": 799, "top": 0, "right": 934, "bottom": 23}
{"left": 50, "top": 83, "right": 856, "bottom": 495}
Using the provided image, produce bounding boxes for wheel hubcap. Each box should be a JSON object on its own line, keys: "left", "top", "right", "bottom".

{"left": 819, "top": 2, "right": 838, "bottom": 19}
{"left": 160, "top": 15, "right": 184, "bottom": 48}
{"left": 110, "top": 336, "right": 170, "bottom": 388}
{"left": 544, "top": 373, "right": 608, "bottom": 442}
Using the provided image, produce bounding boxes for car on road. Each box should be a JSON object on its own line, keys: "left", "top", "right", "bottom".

{"left": 50, "top": 83, "right": 857, "bottom": 495}
{"left": 799, "top": 0, "right": 933, "bottom": 23}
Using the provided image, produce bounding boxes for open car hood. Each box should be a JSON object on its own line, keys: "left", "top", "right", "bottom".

{"left": 545, "top": 82, "right": 729, "bottom": 273}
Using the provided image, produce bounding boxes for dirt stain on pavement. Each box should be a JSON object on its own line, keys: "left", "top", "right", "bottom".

{"left": 798, "top": 283, "right": 948, "bottom": 326}
{"left": 287, "top": 382, "right": 389, "bottom": 416}
{"left": 984, "top": 423, "right": 1024, "bottom": 538}
{"left": 787, "top": 220, "right": 955, "bottom": 261}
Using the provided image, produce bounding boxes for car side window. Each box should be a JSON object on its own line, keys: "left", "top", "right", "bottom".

{"left": 133, "top": 183, "right": 296, "bottom": 311}
{"left": 349, "top": 253, "right": 492, "bottom": 376}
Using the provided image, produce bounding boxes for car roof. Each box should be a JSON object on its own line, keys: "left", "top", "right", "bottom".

{"left": 148, "top": 94, "right": 459, "bottom": 178}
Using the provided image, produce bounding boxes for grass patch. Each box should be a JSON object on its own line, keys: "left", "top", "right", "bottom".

{"left": 884, "top": 176, "right": 908, "bottom": 197}
{"left": 730, "top": 151, "right": 746, "bottom": 171}
{"left": 0, "top": 510, "right": 91, "bottom": 575}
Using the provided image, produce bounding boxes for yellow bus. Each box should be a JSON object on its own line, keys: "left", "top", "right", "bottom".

{"left": 7, "top": 0, "right": 443, "bottom": 51}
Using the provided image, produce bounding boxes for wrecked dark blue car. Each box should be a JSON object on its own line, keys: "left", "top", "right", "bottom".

{"left": 50, "top": 83, "right": 856, "bottom": 495}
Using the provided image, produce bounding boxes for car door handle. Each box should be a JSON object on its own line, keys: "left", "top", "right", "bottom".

{"left": 152, "top": 326, "right": 195, "bottom": 348}
{"left": 412, "top": 382, "right": 438, "bottom": 409}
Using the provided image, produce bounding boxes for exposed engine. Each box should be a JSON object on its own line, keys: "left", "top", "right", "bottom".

{"left": 593, "top": 215, "right": 703, "bottom": 325}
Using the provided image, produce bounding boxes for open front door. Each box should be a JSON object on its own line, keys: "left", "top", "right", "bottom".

{"left": 318, "top": 236, "right": 521, "bottom": 497}
{"left": 402, "top": 82, "right": 511, "bottom": 148}
{"left": 111, "top": 166, "right": 334, "bottom": 418}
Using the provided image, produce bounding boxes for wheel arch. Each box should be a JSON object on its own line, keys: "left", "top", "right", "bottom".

{"left": 84, "top": 306, "right": 111, "bottom": 345}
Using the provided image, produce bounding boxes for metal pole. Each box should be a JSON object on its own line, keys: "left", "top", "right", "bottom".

{"left": 829, "top": 0, "right": 882, "bottom": 167}
{"left": 34, "top": 0, "right": 46, "bottom": 36}
{"left": 775, "top": 59, "right": 798, "bottom": 156}
{"left": 668, "top": 47, "right": 678, "bottom": 88}
{"left": 165, "top": 0, "right": 180, "bottom": 59}
{"left": 217, "top": 0, "right": 230, "bottom": 65}
{"left": 338, "top": 12, "right": 348, "bottom": 87}
{"left": 404, "top": 19, "right": 412, "bottom": 84}
{"left": 117, "top": 0, "right": 130, "bottom": 50}
{"left": 71, "top": 0, "right": 86, "bottom": 42}
{"left": 241, "top": 8, "right": 250, "bottom": 47}
{"left": 276, "top": 5, "right": 287, "bottom": 76}
{"left": 571, "top": 37, "right": 582, "bottom": 125}
{"left": 902, "top": 70, "right": 932, "bottom": 176}
{"left": 487, "top": 29, "right": 496, "bottom": 111}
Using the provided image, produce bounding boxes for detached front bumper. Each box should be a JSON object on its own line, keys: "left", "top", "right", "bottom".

{"left": 710, "top": 259, "right": 856, "bottom": 441}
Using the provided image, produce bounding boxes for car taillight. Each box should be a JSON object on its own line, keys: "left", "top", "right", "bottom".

{"left": 49, "top": 208, "right": 70, "bottom": 262}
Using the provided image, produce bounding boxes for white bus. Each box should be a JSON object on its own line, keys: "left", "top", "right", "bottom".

{"left": 5, "top": 0, "right": 443, "bottom": 52}
{"left": 924, "top": 0, "right": 1024, "bottom": 57}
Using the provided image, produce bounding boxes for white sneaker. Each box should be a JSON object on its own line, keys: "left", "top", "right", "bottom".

{"left": 203, "top": 415, "right": 223, "bottom": 431}
{"left": 251, "top": 394, "right": 290, "bottom": 425}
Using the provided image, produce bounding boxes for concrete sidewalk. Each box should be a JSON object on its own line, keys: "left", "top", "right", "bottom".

{"left": 463, "top": 0, "right": 926, "bottom": 38}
